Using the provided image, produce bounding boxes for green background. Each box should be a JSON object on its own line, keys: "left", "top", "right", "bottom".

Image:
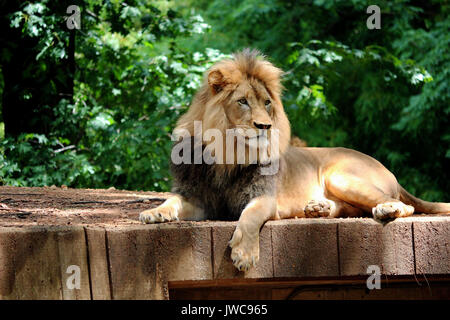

{"left": 0, "top": 0, "right": 448, "bottom": 202}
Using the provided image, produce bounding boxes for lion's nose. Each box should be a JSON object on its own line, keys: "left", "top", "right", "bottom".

{"left": 254, "top": 122, "right": 272, "bottom": 130}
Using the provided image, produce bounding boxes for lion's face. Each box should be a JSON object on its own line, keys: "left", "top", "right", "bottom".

{"left": 175, "top": 49, "right": 291, "bottom": 166}
{"left": 222, "top": 79, "right": 274, "bottom": 141}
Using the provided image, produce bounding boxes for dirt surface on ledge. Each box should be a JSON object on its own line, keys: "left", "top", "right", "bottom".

{"left": 0, "top": 186, "right": 172, "bottom": 228}
{"left": 1, "top": 186, "right": 446, "bottom": 228}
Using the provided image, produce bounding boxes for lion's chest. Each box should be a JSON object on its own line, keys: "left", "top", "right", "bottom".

{"left": 170, "top": 161, "right": 277, "bottom": 220}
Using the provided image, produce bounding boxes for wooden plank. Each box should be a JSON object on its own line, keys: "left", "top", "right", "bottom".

{"left": 56, "top": 227, "right": 91, "bottom": 300}
{"left": 277, "top": 282, "right": 450, "bottom": 300}
{"left": 0, "top": 228, "right": 19, "bottom": 299}
{"left": 1, "top": 214, "right": 449, "bottom": 300}
{"left": 211, "top": 222, "right": 273, "bottom": 279}
{"left": 413, "top": 217, "right": 450, "bottom": 274}
{"left": 0, "top": 227, "right": 92, "bottom": 300}
{"left": 0, "top": 227, "right": 62, "bottom": 299}
{"left": 106, "top": 223, "right": 213, "bottom": 299}
{"left": 84, "top": 227, "right": 111, "bottom": 300}
{"left": 106, "top": 225, "right": 167, "bottom": 299}
{"left": 169, "top": 277, "right": 450, "bottom": 300}
{"left": 338, "top": 219, "right": 414, "bottom": 276}
{"left": 271, "top": 219, "right": 339, "bottom": 278}
{"left": 157, "top": 223, "right": 213, "bottom": 282}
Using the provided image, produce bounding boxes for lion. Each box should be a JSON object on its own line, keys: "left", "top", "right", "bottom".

{"left": 139, "top": 49, "right": 450, "bottom": 272}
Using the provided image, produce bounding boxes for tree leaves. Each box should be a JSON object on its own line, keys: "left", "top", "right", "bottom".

{"left": 1, "top": 0, "right": 448, "bottom": 200}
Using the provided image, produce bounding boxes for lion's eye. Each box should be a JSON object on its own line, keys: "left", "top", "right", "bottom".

{"left": 238, "top": 98, "right": 248, "bottom": 105}
{"left": 265, "top": 99, "right": 271, "bottom": 112}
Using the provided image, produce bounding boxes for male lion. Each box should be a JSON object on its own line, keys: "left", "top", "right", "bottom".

{"left": 140, "top": 49, "right": 450, "bottom": 272}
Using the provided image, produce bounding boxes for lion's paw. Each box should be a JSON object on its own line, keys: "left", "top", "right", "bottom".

{"left": 304, "top": 199, "right": 331, "bottom": 218}
{"left": 372, "top": 202, "right": 414, "bottom": 220}
{"left": 139, "top": 206, "right": 179, "bottom": 224}
{"left": 228, "top": 227, "right": 259, "bottom": 272}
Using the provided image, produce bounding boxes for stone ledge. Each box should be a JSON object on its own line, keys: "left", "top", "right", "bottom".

{"left": 0, "top": 187, "right": 449, "bottom": 299}
{"left": 1, "top": 217, "right": 449, "bottom": 299}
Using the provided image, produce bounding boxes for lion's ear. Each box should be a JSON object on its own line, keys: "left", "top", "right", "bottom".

{"left": 208, "top": 69, "right": 226, "bottom": 94}
{"left": 207, "top": 67, "right": 242, "bottom": 94}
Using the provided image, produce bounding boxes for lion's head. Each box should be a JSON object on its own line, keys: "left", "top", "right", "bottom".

{"left": 174, "top": 49, "right": 291, "bottom": 167}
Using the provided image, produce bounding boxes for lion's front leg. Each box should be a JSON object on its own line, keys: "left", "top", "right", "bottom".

{"left": 229, "top": 196, "right": 277, "bottom": 272}
{"left": 139, "top": 195, "right": 204, "bottom": 223}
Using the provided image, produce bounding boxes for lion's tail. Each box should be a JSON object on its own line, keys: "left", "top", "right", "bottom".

{"left": 290, "top": 136, "right": 307, "bottom": 148}
{"left": 399, "top": 185, "right": 450, "bottom": 214}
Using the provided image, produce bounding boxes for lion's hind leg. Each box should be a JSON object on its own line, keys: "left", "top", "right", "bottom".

{"left": 372, "top": 202, "right": 414, "bottom": 220}
{"left": 304, "top": 198, "right": 364, "bottom": 218}
{"left": 324, "top": 172, "right": 414, "bottom": 221}
{"left": 304, "top": 199, "right": 331, "bottom": 218}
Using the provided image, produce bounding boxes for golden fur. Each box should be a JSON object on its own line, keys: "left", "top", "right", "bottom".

{"left": 140, "top": 49, "right": 450, "bottom": 272}
{"left": 174, "top": 49, "right": 291, "bottom": 165}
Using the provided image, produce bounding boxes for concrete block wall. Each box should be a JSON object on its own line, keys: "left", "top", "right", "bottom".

{"left": 1, "top": 216, "right": 449, "bottom": 299}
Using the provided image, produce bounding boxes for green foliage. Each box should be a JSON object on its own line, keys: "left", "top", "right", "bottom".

{"left": 0, "top": 1, "right": 227, "bottom": 190}
{"left": 182, "top": 0, "right": 449, "bottom": 201}
{"left": 0, "top": 0, "right": 448, "bottom": 201}
{"left": 0, "top": 133, "right": 94, "bottom": 186}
